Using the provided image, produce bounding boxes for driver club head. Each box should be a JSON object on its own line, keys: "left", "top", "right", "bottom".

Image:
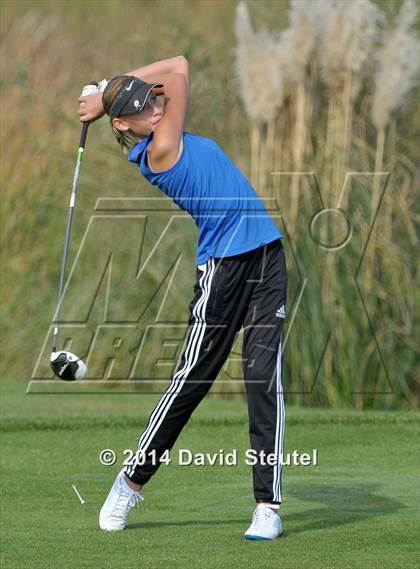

{"left": 50, "top": 350, "right": 87, "bottom": 381}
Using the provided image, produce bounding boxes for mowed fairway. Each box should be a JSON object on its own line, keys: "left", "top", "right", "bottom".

{"left": 1, "top": 382, "right": 419, "bottom": 569}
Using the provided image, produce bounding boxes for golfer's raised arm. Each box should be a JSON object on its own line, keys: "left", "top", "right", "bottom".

{"left": 127, "top": 55, "right": 189, "bottom": 96}
{"left": 78, "top": 55, "right": 189, "bottom": 122}
{"left": 146, "top": 72, "right": 189, "bottom": 167}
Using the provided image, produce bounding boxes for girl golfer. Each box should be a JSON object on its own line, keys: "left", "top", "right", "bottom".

{"left": 78, "top": 55, "right": 287, "bottom": 541}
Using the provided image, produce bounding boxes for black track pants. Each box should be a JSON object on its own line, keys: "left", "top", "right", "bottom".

{"left": 125, "top": 237, "right": 288, "bottom": 504}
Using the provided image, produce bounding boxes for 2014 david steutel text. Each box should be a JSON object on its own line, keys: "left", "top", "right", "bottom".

{"left": 117, "top": 448, "right": 318, "bottom": 467}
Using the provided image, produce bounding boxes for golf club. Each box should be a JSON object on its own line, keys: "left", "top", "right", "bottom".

{"left": 50, "top": 81, "right": 98, "bottom": 380}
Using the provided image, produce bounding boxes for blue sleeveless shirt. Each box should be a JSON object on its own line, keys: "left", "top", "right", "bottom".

{"left": 127, "top": 131, "right": 282, "bottom": 265}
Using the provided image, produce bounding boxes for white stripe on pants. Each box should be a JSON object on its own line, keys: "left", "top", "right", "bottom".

{"left": 272, "top": 338, "right": 285, "bottom": 502}
{"left": 125, "top": 258, "right": 216, "bottom": 478}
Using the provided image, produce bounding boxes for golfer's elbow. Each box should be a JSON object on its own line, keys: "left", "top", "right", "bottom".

{"left": 175, "top": 56, "right": 190, "bottom": 96}
{"left": 176, "top": 55, "right": 189, "bottom": 74}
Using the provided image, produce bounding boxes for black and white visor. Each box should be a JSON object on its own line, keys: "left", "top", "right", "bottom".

{"left": 107, "top": 76, "right": 163, "bottom": 118}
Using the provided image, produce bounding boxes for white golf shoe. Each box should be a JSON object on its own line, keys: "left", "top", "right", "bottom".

{"left": 99, "top": 469, "right": 144, "bottom": 531}
{"left": 244, "top": 505, "right": 283, "bottom": 541}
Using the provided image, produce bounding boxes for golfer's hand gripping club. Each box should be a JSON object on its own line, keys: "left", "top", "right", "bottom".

{"left": 78, "top": 78, "right": 107, "bottom": 123}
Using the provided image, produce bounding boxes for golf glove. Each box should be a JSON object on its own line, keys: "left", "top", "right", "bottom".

{"left": 97, "top": 79, "right": 109, "bottom": 93}
{"left": 80, "top": 84, "right": 99, "bottom": 97}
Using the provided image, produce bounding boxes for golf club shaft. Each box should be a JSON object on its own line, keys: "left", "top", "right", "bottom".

{"left": 51, "top": 121, "right": 90, "bottom": 353}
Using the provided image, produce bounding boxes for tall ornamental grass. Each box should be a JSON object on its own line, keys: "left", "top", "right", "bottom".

{"left": 232, "top": 0, "right": 419, "bottom": 409}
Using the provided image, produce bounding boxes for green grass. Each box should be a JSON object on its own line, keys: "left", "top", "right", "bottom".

{"left": 1, "top": 379, "right": 419, "bottom": 568}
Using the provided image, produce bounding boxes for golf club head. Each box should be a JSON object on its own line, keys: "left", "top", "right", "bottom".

{"left": 50, "top": 350, "right": 87, "bottom": 381}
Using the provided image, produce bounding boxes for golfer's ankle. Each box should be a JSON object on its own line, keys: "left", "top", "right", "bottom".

{"left": 257, "top": 502, "right": 279, "bottom": 513}
{"left": 124, "top": 473, "right": 142, "bottom": 492}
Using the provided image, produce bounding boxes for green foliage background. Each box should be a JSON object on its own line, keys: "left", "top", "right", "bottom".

{"left": 1, "top": 0, "right": 418, "bottom": 409}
